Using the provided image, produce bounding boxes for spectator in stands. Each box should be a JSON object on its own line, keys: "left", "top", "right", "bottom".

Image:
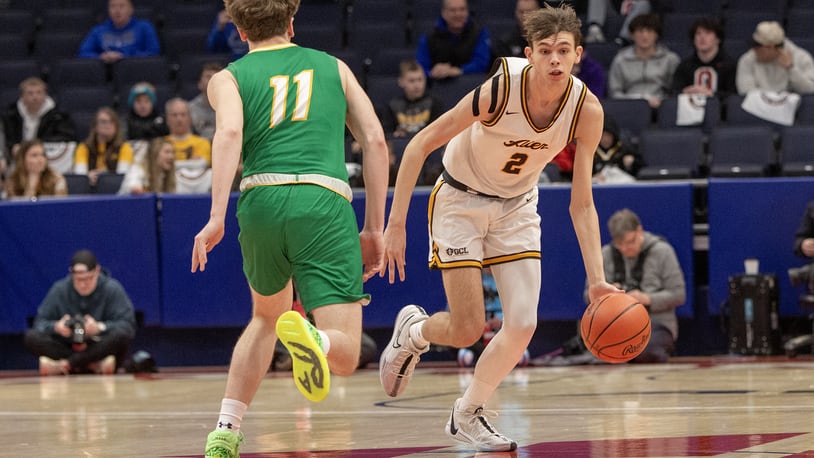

{"left": 1, "top": 77, "right": 75, "bottom": 154}
{"left": 381, "top": 60, "right": 445, "bottom": 139}
{"left": 125, "top": 82, "right": 169, "bottom": 141}
{"left": 584, "top": 0, "right": 653, "bottom": 45}
{"left": 736, "top": 21, "right": 814, "bottom": 95}
{"left": 188, "top": 62, "right": 223, "bottom": 141}
{"left": 415, "top": 0, "right": 492, "bottom": 80}
{"left": 672, "top": 17, "right": 736, "bottom": 98}
{"left": 572, "top": 50, "right": 607, "bottom": 98}
{"left": 206, "top": 9, "right": 248, "bottom": 61}
{"left": 77, "top": 0, "right": 161, "bottom": 63}
{"left": 164, "top": 98, "right": 212, "bottom": 164}
{"left": 608, "top": 13, "right": 679, "bottom": 108}
{"left": 491, "top": 0, "right": 540, "bottom": 58}
{"left": 73, "top": 107, "right": 133, "bottom": 186}
{"left": 591, "top": 116, "right": 642, "bottom": 182}
{"left": 583, "top": 208, "right": 685, "bottom": 363}
{"left": 4, "top": 139, "right": 67, "bottom": 199}
{"left": 119, "top": 137, "right": 176, "bottom": 195}
{"left": 24, "top": 249, "right": 136, "bottom": 375}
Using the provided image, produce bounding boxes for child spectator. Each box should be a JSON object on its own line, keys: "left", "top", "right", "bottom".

{"left": 4, "top": 139, "right": 67, "bottom": 199}
{"left": 381, "top": 60, "right": 445, "bottom": 139}
{"left": 73, "top": 107, "right": 133, "bottom": 186}
{"left": 591, "top": 116, "right": 642, "bottom": 182}
{"left": 125, "top": 82, "right": 168, "bottom": 141}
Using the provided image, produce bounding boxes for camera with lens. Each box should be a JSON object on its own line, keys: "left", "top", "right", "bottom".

{"left": 65, "top": 314, "right": 86, "bottom": 345}
{"left": 788, "top": 263, "right": 814, "bottom": 307}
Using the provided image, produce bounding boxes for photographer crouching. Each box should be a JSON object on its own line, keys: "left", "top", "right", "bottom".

{"left": 24, "top": 250, "right": 136, "bottom": 375}
{"left": 791, "top": 201, "right": 814, "bottom": 307}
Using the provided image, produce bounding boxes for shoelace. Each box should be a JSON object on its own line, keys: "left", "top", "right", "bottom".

{"left": 470, "top": 407, "right": 502, "bottom": 434}
{"left": 205, "top": 446, "right": 233, "bottom": 458}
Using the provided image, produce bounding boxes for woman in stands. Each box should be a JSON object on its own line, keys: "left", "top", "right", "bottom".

{"left": 73, "top": 107, "right": 133, "bottom": 186}
{"left": 119, "top": 137, "right": 176, "bottom": 195}
{"left": 4, "top": 139, "right": 67, "bottom": 199}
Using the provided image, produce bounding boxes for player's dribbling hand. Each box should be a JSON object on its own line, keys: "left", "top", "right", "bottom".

{"left": 587, "top": 281, "right": 623, "bottom": 305}
{"left": 191, "top": 220, "right": 225, "bottom": 273}
{"left": 382, "top": 225, "right": 407, "bottom": 283}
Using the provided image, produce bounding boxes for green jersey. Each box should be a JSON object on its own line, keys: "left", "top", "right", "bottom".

{"left": 227, "top": 43, "right": 348, "bottom": 182}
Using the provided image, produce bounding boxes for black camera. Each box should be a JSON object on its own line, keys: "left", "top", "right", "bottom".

{"left": 788, "top": 263, "right": 814, "bottom": 308}
{"left": 65, "top": 314, "right": 86, "bottom": 345}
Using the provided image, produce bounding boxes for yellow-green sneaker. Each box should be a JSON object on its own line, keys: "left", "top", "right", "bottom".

{"left": 276, "top": 310, "right": 331, "bottom": 402}
{"left": 204, "top": 430, "right": 243, "bottom": 458}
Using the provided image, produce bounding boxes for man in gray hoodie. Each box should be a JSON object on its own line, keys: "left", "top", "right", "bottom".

{"left": 584, "top": 208, "right": 686, "bottom": 362}
{"left": 24, "top": 249, "right": 136, "bottom": 375}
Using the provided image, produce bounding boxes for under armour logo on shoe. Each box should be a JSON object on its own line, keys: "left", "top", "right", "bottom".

{"left": 218, "top": 421, "right": 233, "bottom": 429}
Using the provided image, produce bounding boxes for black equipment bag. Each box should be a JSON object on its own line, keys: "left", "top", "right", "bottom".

{"left": 727, "top": 274, "right": 781, "bottom": 355}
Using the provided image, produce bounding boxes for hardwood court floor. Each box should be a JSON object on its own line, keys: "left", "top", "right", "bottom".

{"left": 2, "top": 357, "right": 813, "bottom": 457}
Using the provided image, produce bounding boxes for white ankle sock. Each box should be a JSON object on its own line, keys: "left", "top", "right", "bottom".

{"left": 216, "top": 398, "right": 247, "bottom": 432}
{"left": 409, "top": 321, "right": 429, "bottom": 348}
{"left": 317, "top": 329, "right": 330, "bottom": 355}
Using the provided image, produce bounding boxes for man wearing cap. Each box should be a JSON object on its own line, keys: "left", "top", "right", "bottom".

{"left": 23, "top": 250, "right": 137, "bottom": 375}
{"left": 736, "top": 21, "right": 814, "bottom": 95}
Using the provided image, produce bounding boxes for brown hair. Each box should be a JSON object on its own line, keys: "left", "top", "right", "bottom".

{"left": 224, "top": 0, "right": 300, "bottom": 42}
{"left": 83, "top": 107, "right": 126, "bottom": 172}
{"left": 398, "top": 59, "right": 423, "bottom": 77}
{"left": 522, "top": 3, "right": 582, "bottom": 47}
{"left": 145, "top": 137, "right": 176, "bottom": 193}
{"left": 608, "top": 208, "right": 641, "bottom": 240}
{"left": 6, "top": 139, "right": 63, "bottom": 198}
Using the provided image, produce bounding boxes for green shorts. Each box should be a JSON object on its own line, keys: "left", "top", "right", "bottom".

{"left": 236, "top": 184, "right": 369, "bottom": 312}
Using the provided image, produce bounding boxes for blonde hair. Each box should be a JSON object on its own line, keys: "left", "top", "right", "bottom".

{"left": 145, "top": 137, "right": 176, "bottom": 193}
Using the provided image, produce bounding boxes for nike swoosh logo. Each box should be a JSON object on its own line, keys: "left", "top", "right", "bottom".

{"left": 505, "top": 111, "right": 519, "bottom": 115}
{"left": 449, "top": 409, "right": 459, "bottom": 435}
{"left": 526, "top": 195, "right": 533, "bottom": 203}
{"left": 391, "top": 313, "right": 415, "bottom": 349}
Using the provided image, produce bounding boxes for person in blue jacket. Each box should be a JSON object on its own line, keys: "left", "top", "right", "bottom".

{"left": 78, "top": 0, "right": 161, "bottom": 63}
{"left": 415, "top": 0, "right": 492, "bottom": 80}
{"left": 206, "top": 9, "right": 249, "bottom": 61}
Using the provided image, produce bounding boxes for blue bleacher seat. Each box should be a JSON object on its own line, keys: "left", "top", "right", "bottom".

{"left": 708, "top": 125, "right": 776, "bottom": 177}
{"left": 111, "top": 56, "right": 173, "bottom": 89}
{"left": 780, "top": 125, "right": 814, "bottom": 176}
{"left": 657, "top": 96, "right": 721, "bottom": 133}
{"left": 63, "top": 173, "right": 92, "bottom": 195}
{"left": 55, "top": 86, "right": 116, "bottom": 114}
{"left": 39, "top": 7, "right": 100, "bottom": 33}
{"left": 162, "top": 28, "right": 210, "bottom": 60}
{"left": 369, "top": 47, "right": 419, "bottom": 76}
{"left": 0, "top": 59, "right": 42, "bottom": 89}
{"left": 637, "top": 128, "right": 705, "bottom": 180}
{"left": 601, "top": 98, "right": 653, "bottom": 144}
{"left": 48, "top": 58, "right": 109, "bottom": 90}
{"left": 33, "top": 31, "right": 87, "bottom": 64}
{"left": 0, "top": 35, "right": 30, "bottom": 59}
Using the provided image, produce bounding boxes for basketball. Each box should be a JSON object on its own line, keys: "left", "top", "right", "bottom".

{"left": 580, "top": 292, "right": 651, "bottom": 363}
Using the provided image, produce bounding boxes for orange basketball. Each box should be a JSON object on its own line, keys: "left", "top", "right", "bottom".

{"left": 580, "top": 292, "right": 651, "bottom": 363}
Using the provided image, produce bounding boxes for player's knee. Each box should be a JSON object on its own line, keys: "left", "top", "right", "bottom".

{"left": 451, "top": 325, "right": 484, "bottom": 348}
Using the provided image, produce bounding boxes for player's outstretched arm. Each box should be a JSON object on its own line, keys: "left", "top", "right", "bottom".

{"left": 341, "top": 59, "right": 389, "bottom": 281}
{"left": 568, "top": 92, "right": 621, "bottom": 302}
{"left": 382, "top": 74, "right": 504, "bottom": 283}
{"left": 191, "top": 69, "right": 243, "bottom": 273}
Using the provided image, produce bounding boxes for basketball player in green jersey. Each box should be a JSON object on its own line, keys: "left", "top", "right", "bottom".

{"left": 379, "top": 4, "right": 620, "bottom": 451}
{"left": 190, "top": 0, "right": 389, "bottom": 456}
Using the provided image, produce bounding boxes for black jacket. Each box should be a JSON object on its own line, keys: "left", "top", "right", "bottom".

{"left": 2, "top": 103, "right": 76, "bottom": 148}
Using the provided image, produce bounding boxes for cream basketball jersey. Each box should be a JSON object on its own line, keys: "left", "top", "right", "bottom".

{"left": 442, "top": 57, "right": 587, "bottom": 198}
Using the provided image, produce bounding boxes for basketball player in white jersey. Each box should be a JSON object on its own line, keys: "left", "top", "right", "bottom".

{"left": 379, "top": 4, "right": 621, "bottom": 452}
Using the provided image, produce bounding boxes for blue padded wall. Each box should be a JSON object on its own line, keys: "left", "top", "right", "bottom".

{"left": 0, "top": 195, "right": 160, "bottom": 333}
{"left": 708, "top": 178, "right": 814, "bottom": 316}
